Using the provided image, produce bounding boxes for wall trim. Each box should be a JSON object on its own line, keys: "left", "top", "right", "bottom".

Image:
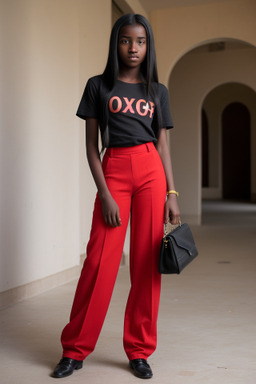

{"left": 0, "top": 252, "right": 129, "bottom": 310}
{"left": 0, "top": 255, "right": 86, "bottom": 310}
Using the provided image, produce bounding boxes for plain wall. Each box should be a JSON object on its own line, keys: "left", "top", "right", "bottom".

{"left": 0, "top": 0, "right": 111, "bottom": 293}
{"left": 0, "top": 0, "right": 148, "bottom": 300}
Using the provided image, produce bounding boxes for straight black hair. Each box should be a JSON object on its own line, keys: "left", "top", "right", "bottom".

{"left": 99, "top": 14, "right": 162, "bottom": 149}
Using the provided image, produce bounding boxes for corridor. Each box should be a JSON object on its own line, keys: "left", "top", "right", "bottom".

{"left": 1, "top": 201, "right": 256, "bottom": 384}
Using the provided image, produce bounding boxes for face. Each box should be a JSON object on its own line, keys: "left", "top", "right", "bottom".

{"left": 118, "top": 23, "right": 147, "bottom": 69}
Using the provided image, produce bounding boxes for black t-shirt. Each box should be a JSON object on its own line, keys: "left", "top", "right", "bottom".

{"left": 76, "top": 75, "right": 173, "bottom": 147}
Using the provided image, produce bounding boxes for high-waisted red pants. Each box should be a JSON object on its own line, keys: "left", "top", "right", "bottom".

{"left": 61, "top": 142, "right": 166, "bottom": 361}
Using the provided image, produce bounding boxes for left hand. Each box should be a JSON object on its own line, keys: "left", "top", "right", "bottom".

{"left": 164, "top": 194, "right": 180, "bottom": 224}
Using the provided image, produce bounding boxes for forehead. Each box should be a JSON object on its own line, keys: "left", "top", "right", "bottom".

{"left": 119, "top": 23, "right": 146, "bottom": 38}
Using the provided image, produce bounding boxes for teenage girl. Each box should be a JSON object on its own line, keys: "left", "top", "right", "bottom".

{"left": 52, "top": 13, "right": 180, "bottom": 380}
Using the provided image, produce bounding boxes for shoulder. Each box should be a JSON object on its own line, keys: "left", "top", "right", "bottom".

{"left": 156, "top": 82, "right": 169, "bottom": 97}
{"left": 155, "top": 83, "right": 170, "bottom": 106}
{"left": 151, "top": 82, "right": 169, "bottom": 98}
{"left": 82, "top": 75, "right": 104, "bottom": 101}
{"left": 86, "top": 75, "right": 103, "bottom": 90}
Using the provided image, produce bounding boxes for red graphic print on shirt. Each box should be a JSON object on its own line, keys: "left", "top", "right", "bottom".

{"left": 109, "top": 96, "right": 155, "bottom": 119}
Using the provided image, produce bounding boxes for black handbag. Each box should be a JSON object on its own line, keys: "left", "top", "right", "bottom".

{"left": 159, "top": 223, "right": 198, "bottom": 274}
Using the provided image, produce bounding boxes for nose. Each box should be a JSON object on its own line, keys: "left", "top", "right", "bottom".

{"left": 129, "top": 41, "right": 137, "bottom": 52}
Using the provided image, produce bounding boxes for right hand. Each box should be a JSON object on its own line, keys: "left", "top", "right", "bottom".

{"left": 100, "top": 193, "right": 121, "bottom": 227}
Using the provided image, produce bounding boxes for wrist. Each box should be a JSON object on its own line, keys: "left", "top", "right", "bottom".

{"left": 98, "top": 189, "right": 111, "bottom": 200}
{"left": 166, "top": 189, "right": 179, "bottom": 197}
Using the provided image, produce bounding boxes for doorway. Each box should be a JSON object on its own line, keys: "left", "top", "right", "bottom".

{"left": 222, "top": 102, "right": 251, "bottom": 200}
{"left": 202, "top": 109, "right": 209, "bottom": 188}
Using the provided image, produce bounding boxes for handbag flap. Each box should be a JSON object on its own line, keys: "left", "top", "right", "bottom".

{"left": 167, "top": 223, "right": 198, "bottom": 257}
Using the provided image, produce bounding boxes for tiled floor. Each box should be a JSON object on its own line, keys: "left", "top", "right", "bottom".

{"left": 1, "top": 201, "right": 256, "bottom": 384}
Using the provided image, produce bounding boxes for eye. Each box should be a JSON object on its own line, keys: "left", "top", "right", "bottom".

{"left": 137, "top": 39, "right": 146, "bottom": 46}
{"left": 120, "top": 39, "right": 129, "bottom": 45}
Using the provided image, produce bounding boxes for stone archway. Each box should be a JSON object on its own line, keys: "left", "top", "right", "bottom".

{"left": 202, "top": 83, "right": 256, "bottom": 203}
{"left": 168, "top": 41, "right": 256, "bottom": 223}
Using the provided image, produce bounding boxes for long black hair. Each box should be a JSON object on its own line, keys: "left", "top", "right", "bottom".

{"left": 99, "top": 14, "right": 162, "bottom": 149}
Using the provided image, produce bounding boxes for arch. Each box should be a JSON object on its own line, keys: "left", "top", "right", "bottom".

{"left": 153, "top": 0, "right": 256, "bottom": 88}
{"left": 199, "top": 81, "right": 256, "bottom": 115}
{"left": 166, "top": 38, "right": 255, "bottom": 86}
{"left": 167, "top": 38, "right": 256, "bottom": 223}
{"left": 202, "top": 83, "right": 256, "bottom": 202}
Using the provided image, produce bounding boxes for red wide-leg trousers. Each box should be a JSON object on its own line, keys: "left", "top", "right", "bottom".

{"left": 61, "top": 142, "right": 166, "bottom": 361}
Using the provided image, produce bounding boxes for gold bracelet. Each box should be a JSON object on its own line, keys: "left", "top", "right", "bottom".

{"left": 167, "top": 190, "right": 179, "bottom": 197}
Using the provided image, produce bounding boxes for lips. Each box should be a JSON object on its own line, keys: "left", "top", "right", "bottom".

{"left": 128, "top": 56, "right": 139, "bottom": 61}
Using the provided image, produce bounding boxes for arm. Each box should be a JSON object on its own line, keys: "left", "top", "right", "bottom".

{"left": 85, "top": 118, "right": 121, "bottom": 227}
{"left": 156, "top": 128, "right": 180, "bottom": 224}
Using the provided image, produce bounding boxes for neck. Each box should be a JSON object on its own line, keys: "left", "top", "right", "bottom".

{"left": 118, "top": 67, "right": 142, "bottom": 84}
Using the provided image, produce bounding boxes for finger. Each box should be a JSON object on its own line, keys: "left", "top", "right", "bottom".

{"left": 108, "top": 212, "right": 121, "bottom": 228}
{"left": 164, "top": 207, "right": 170, "bottom": 224}
{"left": 105, "top": 212, "right": 115, "bottom": 227}
{"left": 114, "top": 207, "right": 121, "bottom": 227}
{"left": 115, "top": 213, "right": 122, "bottom": 227}
{"left": 111, "top": 213, "right": 119, "bottom": 227}
{"left": 104, "top": 214, "right": 112, "bottom": 227}
{"left": 169, "top": 214, "right": 178, "bottom": 225}
{"left": 172, "top": 216, "right": 180, "bottom": 225}
{"left": 111, "top": 215, "right": 118, "bottom": 227}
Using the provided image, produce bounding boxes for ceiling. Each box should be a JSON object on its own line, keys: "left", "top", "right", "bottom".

{"left": 139, "top": 0, "right": 233, "bottom": 12}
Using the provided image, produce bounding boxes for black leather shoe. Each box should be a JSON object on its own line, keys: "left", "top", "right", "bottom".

{"left": 52, "top": 357, "right": 83, "bottom": 378}
{"left": 129, "top": 359, "right": 153, "bottom": 379}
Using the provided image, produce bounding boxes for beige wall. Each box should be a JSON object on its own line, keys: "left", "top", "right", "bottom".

{"left": 150, "top": 0, "right": 256, "bottom": 223}
{"left": 0, "top": 0, "right": 148, "bottom": 303}
{"left": 0, "top": 0, "right": 111, "bottom": 295}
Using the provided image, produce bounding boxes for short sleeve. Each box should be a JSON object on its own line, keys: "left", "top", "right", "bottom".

{"left": 76, "top": 76, "right": 100, "bottom": 120}
{"left": 158, "top": 83, "right": 173, "bottom": 129}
